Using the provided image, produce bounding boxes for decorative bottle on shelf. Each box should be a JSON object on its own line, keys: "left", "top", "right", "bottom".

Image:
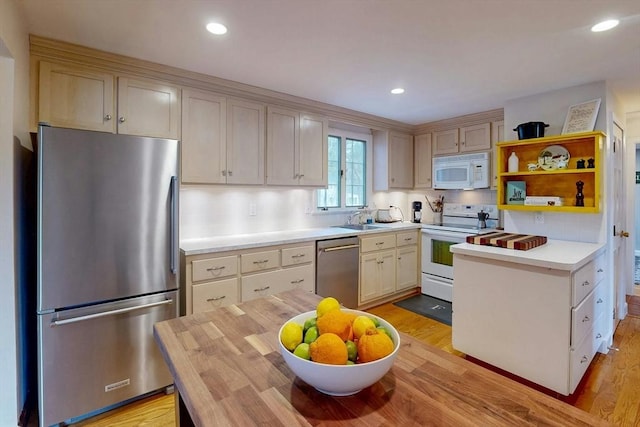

{"left": 508, "top": 152, "right": 519, "bottom": 172}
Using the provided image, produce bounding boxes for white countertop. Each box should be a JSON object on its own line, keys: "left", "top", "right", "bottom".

{"left": 450, "top": 239, "right": 605, "bottom": 271}
{"left": 180, "top": 222, "right": 422, "bottom": 256}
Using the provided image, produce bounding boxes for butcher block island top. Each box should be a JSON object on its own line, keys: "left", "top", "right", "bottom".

{"left": 153, "top": 289, "right": 608, "bottom": 426}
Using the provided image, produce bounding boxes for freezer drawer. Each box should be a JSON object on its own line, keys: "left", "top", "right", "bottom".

{"left": 38, "top": 291, "right": 178, "bottom": 426}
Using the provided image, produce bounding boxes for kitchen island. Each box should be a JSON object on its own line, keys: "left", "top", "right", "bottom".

{"left": 450, "top": 240, "right": 608, "bottom": 396}
{"left": 153, "top": 289, "right": 608, "bottom": 426}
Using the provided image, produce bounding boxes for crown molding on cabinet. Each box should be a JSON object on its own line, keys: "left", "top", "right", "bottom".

{"left": 29, "top": 35, "right": 414, "bottom": 134}
{"left": 414, "top": 108, "right": 504, "bottom": 134}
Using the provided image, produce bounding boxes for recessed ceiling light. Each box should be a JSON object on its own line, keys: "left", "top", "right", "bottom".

{"left": 206, "top": 22, "right": 228, "bottom": 35}
{"left": 591, "top": 19, "right": 619, "bottom": 32}
{"left": 391, "top": 88, "right": 405, "bottom": 95}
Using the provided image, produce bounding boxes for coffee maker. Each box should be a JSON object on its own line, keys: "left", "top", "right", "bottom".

{"left": 412, "top": 201, "right": 422, "bottom": 223}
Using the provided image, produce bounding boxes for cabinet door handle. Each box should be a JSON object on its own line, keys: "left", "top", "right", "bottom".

{"left": 104, "top": 114, "right": 112, "bottom": 121}
{"left": 222, "top": 170, "right": 227, "bottom": 176}
{"left": 597, "top": 268, "right": 604, "bottom": 273}
{"left": 580, "top": 355, "right": 589, "bottom": 364}
{"left": 253, "top": 259, "right": 269, "bottom": 265}
{"left": 290, "top": 279, "right": 304, "bottom": 284}
{"left": 206, "top": 295, "right": 226, "bottom": 302}
{"left": 254, "top": 286, "right": 270, "bottom": 292}
{"left": 582, "top": 316, "right": 590, "bottom": 323}
{"left": 582, "top": 280, "right": 590, "bottom": 287}
{"left": 292, "top": 254, "right": 305, "bottom": 258}
{"left": 375, "top": 242, "right": 384, "bottom": 246}
{"left": 228, "top": 170, "right": 233, "bottom": 176}
{"left": 596, "top": 298, "right": 603, "bottom": 304}
{"left": 119, "top": 116, "right": 126, "bottom": 123}
{"left": 596, "top": 333, "right": 602, "bottom": 339}
{"left": 206, "top": 266, "right": 225, "bottom": 272}
{"left": 404, "top": 237, "right": 412, "bottom": 241}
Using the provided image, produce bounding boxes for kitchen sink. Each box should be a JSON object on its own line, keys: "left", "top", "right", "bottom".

{"left": 333, "top": 224, "right": 384, "bottom": 231}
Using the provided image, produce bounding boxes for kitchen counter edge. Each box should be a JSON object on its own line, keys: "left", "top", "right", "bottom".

{"left": 180, "top": 222, "right": 422, "bottom": 256}
{"left": 450, "top": 239, "right": 605, "bottom": 271}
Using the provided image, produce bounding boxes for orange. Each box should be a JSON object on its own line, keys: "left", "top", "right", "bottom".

{"left": 316, "top": 309, "right": 353, "bottom": 341}
{"left": 309, "top": 333, "right": 348, "bottom": 365}
{"left": 357, "top": 328, "right": 394, "bottom": 363}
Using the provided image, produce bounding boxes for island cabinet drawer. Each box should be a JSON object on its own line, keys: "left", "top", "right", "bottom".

{"left": 572, "top": 260, "right": 596, "bottom": 306}
{"left": 570, "top": 323, "right": 602, "bottom": 393}
{"left": 280, "top": 264, "right": 315, "bottom": 293}
{"left": 396, "top": 231, "right": 418, "bottom": 247}
{"left": 571, "top": 285, "right": 600, "bottom": 347}
{"left": 360, "top": 233, "right": 396, "bottom": 253}
{"left": 192, "top": 278, "right": 239, "bottom": 313}
{"left": 594, "top": 253, "right": 606, "bottom": 286}
{"left": 192, "top": 255, "right": 238, "bottom": 282}
{"left": 282, "top": 245, "right": 314, "bottom": 267}
{"left": 241, "top": 270, "right": 288, "bottom": 302}
{"left": 241, "top": 250, "right": 280, "bottom": 273}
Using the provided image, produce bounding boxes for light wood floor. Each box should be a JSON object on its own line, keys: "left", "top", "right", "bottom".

{"left": 35, "top": 295, "right": 640, "bottom": 426}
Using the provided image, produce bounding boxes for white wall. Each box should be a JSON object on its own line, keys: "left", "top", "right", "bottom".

{"left": 0, "top": 0, "right": 30, "bottom": 424}
{"left": 503, "top": 81, "right": 609, "bottom": 243}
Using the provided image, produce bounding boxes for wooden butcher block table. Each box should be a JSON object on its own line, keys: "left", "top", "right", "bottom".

{"left": 153, "top": 289, "right": 608, "bottom": 426}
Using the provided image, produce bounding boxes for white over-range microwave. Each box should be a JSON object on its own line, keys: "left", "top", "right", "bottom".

{"left": 432, "top": 152, "right": 490, "bottom": 190}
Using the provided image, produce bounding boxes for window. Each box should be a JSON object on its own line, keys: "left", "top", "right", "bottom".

{"left": 317, "top": 131, "right": 368, "bottom": 209}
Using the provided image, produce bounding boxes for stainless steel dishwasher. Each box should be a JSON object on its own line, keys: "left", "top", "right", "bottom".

{"left": 316, "top": 236, "right": 360, "bottom": 309}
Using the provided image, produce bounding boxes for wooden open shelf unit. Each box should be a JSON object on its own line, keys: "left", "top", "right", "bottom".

{"left": 496, "top": 131, "right": 604, "bottom": 213}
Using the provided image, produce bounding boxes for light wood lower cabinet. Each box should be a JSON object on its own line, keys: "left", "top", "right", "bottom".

{"left": 359, "top": 230, "right": 420, "bottom": 305}
{"left": 181, "top": 242, "right": 315, "bottom": 315}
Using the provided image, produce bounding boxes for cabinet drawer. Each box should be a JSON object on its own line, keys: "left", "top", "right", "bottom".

{"left": 594, "top": 253, "right": 605, "bottom": 285}
{"left": 572, "top": 260, "right": 596, "bottom": 306}
{"left": 396, "top": 231, "right": 418, "bottom": 247}
{"left": 241, "top": 250, "right": 280, "bottom": 273}
{"left": 360, "top": 233, "right": 396, "bottom": 253}
{"left": 282, "top": 245, "right": 314, "bottom": 267}
{"left": 280, "top": 264, "right": 315, "bottom": 292}
{"left": 570, "top": 323, "right": 602, "bottom": 393}
{"left": 192, "top": 255, "right": 238, "bottom": 282}
{"left": 192, "top": 278, "right": 239, "bottom": 313}
{"left": 241, "top": 270, "right": 288, "bottom": 302}
{"left": 571, "top": 286, "right": 598, "bottom": 348}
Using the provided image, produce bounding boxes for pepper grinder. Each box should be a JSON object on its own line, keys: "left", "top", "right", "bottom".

{"left": 576, "top": 180, "right": 584, "bottom": 207}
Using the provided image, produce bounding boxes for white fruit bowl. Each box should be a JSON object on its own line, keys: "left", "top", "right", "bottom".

{"left": 278, "top": 309, "right": 400, "bottom": 396}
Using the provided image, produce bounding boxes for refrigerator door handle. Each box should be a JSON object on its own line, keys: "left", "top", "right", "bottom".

{"left": 50, "top": 298, "right": 174, "bottom": 327}
{"left": 170, "top": 176, "right": 178, "bottom": 274}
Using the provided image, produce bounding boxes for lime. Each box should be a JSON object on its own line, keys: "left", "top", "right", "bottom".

{"left": 316, "top": 297, "right": 340, "bottom": 318}
{"left": 346, "top": 360, "right": 355, "bottom": 365}
{"left": 280, "top": 322, "right": 303, "bottom": 351}
{"left": 370, "top": 316, "right": 380, "bottom": 327}
{"left": 352, "top": 315, "right": 376, "bottom": 339}
{"left": 303, "top": 317, "right": 317, "bottom": 332}
{"left": 345, "top": 340, "right": 357, "bottom": 362}
{"left": 303, "top": 326, "right": 319, "bottom": 344}
{"left": 293, "top": 343, "right": 311, "bottom": 360}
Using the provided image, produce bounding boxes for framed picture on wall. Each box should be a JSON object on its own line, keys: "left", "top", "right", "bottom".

{"left": 562, "top": 98, "right": 601, "bottom": 134}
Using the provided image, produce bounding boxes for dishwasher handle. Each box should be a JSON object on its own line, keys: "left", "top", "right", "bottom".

{"left": 320, "top": 244, "right": 360, "bottom": 252}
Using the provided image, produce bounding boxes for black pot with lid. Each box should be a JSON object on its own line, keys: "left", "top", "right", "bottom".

{"left": 513, "top": 122, "right": 549, "bottom": 140}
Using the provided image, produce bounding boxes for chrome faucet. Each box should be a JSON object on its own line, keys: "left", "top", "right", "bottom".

{"left": 346, "top": 211, "right": 361, "bottom": 225}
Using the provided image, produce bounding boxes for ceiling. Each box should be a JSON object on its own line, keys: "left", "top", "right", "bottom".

{"left": 19, "top": 0, "right": 640, "bottom": 125}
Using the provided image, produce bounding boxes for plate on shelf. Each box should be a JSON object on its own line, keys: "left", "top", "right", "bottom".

{"left": 538, "top": 145, "right": 570, "bottom": 171}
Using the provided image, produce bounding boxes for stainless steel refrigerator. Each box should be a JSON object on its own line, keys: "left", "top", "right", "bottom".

{"left": 36, "top": 125, "right": 179, "bottom": 426}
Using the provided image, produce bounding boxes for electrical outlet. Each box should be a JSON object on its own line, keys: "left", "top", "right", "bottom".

{"left": 249, "top": 203, "right": 257, "bottom": 216}
{"left": 534, "top": 211, "right": 544, "bottom": 224}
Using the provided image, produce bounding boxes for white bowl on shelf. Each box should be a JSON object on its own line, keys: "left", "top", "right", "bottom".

{"left": 278, "top": 309, "right": 400, "bottom": 396}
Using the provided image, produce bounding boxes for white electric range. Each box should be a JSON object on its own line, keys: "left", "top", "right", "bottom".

{"left": 421, "top": 203, "right": 499, "bottom": 302}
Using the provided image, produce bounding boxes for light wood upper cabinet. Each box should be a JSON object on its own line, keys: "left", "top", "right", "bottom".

{"left": 266, "top": 106, "right": 327, "bottom": 187}
{"left": 38, "top": 61, "right": 115, "bottom": 133}
{"left": 433, "top": 123, "right": 491, "bottom": 156}
{"left": 37, "top": 61, "right": 180, "bottom": 139}
{"left": 459, "top": 123, "right": 491, "bottom": 152}
{"left": 491, "top": 120, "right": 505, "bottom": 189}
{"left": 117, "top": 77, "right": 180, "bottom": 139}
{"left": 181, "top": 90, "right": 265, "bottom": 185}
{"left": 181, "top": 89, "right": 227, "bottom": 184}
{"left": 227, "top": 98, "right": 265, "bottom": 185}
{"left": 414, "top": 133, "right": 432, "bottom": 189}
{"left": 299, "top": 114, "right": 328, "bottom": 186}
{"left": 432, "top": 129, "right": 459, "bottom": 155}
{"left": 373, "top": 130, "right": 413, "bottom": 191}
